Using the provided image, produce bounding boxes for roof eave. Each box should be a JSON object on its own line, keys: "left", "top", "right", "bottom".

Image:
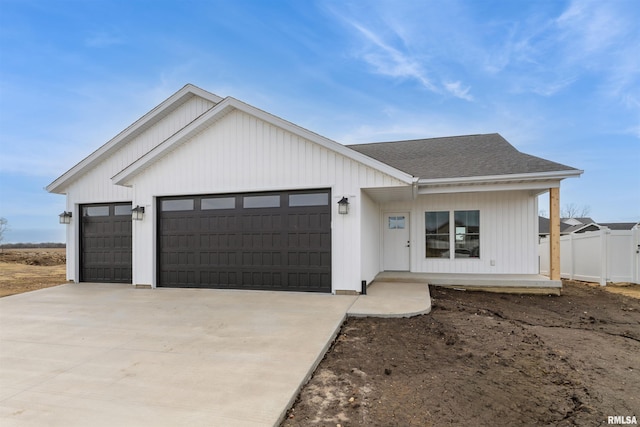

{"left": 417, "top": 169, "right": 584, "bottom": 187}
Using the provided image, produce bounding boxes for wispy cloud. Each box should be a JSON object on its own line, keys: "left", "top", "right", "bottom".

{"left": 443, "top": 81, "right": 473, "bottom": 101}
{"left": 347, "top": 19, "right": 439, "bottom": 93}
{"left": 84, "top": 31, "right": 124, "bottom": 48}
{"left": 329, "top": 7, "right": 474, "bottom": 102}
{"left": 556, "top": 0, "right": 625, "bottom": 55}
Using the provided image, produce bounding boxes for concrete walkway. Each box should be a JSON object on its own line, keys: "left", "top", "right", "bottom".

{"left": 348, "top": 281, "right": 431, "bottom": 317}
{"left": 0, "top": 282, "right": 430, "bottom": 427}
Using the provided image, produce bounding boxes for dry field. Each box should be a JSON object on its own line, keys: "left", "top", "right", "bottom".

{"left": 0, "top": 248, "right": 67, "bottom": 297}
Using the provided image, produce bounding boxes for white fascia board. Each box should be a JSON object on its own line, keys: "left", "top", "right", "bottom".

{"left": 417, "top": 169, "right": 583, "bottom": 188}
{"left": 113, "top": 97, "right": 415, "bottom": 187}
{"left": 419, "top": 180, "right": 564, "bottom": 195}
{"left": 46, "top": 84, "right": 222, "bottom": 194}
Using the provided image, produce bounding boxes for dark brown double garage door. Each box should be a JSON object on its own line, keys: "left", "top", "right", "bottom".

{"left": 158, "top": 189, "right": 331, "bottom": 293}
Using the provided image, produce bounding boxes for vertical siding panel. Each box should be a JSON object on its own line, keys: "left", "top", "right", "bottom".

{"left": 306, "top": 140, "right": 313, "bottom": 185}
{"left": 311, "top": 143, "right": 318, "bottom": 184}
{"left": 249, "top": 114, "right": 256, "bottom": 188}
{"left": 336, "top": 155, "right": 344, "bottom": 191}
{"left": 221, "top": 116, "right": 229, "bottom": 189}
{"left": 503, "top": 194, "right": 512, "bottom": 272}
{"left": 289, "top": 134, "right": 297, "bottom": 184}
{"left": 283, "top": 130, "right": 291, "bottom": 185}
{"left": 266, "top": 121, "right": 273, "bottom": 185}
{"left": 495, "top": 193, "right": 504, "bottom": 272}
{"left": 265, "top": 123, "right": 272, "bottom": 186}
{"left": 351, "top": 160, "right": 358, "bottom": 192}
{"left": 257, "top": 118, "right": 264, "bottom": 185}
{"left": 509, "top": 194, "right": 517, "bottom": 272}
{"left": 321, "top": 147, "right": 328, "bottom": 183}
{"left": 328, "top": 151, "right": 336, "bottom": 186}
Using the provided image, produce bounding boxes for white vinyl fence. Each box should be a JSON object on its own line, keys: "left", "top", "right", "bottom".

{"left": 539, "top": 227, "right": 640, "bottom": 285}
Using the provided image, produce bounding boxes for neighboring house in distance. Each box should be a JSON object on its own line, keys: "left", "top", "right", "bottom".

{"left": 539, "top": 217, "right": 639, "bottom": 238}
{"left": 47, "top": 84, "right": 582, "bottom": 294}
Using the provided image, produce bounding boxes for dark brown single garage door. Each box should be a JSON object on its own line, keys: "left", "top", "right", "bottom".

{"left": 158, "top": 190, "right": 331, "bottom": 292}
{"left": 80, "top": 203, "right": 133, "bottom": 283}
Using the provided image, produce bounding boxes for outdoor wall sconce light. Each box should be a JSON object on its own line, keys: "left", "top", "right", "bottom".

{"left": 338, "top": 197, "right": 349, "bottom": 215}
{"left": 58, "top": 211, "right": 72, "bottom": 224}
{"left": 132, "top": 205, "right": 145, "bottom": 221}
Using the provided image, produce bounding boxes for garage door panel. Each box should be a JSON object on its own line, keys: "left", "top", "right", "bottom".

{"left": 81, "top": 203, "right": 132, "bottom": 283}
{"left": 158, "top": 190, "right": 330, "bottom": 292}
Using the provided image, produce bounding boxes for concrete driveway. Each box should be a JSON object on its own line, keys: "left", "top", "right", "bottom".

{"left": 0, "top": 284, "right": 357, "bottom": 427}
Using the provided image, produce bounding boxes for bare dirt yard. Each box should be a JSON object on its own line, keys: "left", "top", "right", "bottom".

{"left": 283, "top": 282, "right": 640, "bottom": 427}
{"left": 0, "top": 248, "right": 67, "bottom": 297}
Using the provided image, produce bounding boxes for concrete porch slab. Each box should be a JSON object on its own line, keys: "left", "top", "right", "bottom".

{"left": 374, "top": 272, "right": 562, "bottom": 295}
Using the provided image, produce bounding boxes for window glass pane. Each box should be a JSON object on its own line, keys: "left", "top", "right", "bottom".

{"left": 389, "top": 216, "right": 406, "bottom": 229}
{"left": 202, "top": 197, "right": 235, "bottom": 210}
{"left": 426, "top": 211, "right": 449, "bottom": 234}
{"left": 454, "top": 210, "right": 480, "bottom": 258}
{"left": 161, "top": 199, "right": 194, "bottom": 211}
{"left": 455, "top": 211, "right": 478, "bottom": 226}
{"left": 289, "top": 193, "right": 328, "bottom": 207}
{"left": 243, "top": 195, "right": 280, "bottom": 208}
{"left": 454, "top": 235, "right": 480, "bottom": 258}
{"left": 114, "top": 205, "right": 133, "bottom": 216}
{"left": 83, "top": 206, "right": 109, "bottom": 217}
{"left": 425, "top": 211, "right": 450, "bottom": 258}
{"left": 426, "top": 235, "right": 450, "bottom": 258}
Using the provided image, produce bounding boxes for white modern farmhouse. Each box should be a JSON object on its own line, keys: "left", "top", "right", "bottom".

{"left": 47, "top": 84, "right": 582, "bottom": 294}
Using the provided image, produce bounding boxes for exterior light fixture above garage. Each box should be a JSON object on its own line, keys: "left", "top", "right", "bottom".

{"left": 131, "top": 205, "right": 145, "bottom": 221}
{"left": 338, "top": 197, "right": 349, "bottom": 215}
{"left": 59, "top": 211, "right": 72, "bottom": 224}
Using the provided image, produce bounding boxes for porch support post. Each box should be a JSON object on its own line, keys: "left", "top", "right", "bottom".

{"left": 549, "top": 187, "right": 561, "bottom": 281}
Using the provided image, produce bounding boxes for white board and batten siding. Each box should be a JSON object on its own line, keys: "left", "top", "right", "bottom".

{"left": 129, "top": 109, "right": 407, "bottom": 292}
{"left": 381, "top": 190, "right": 540, "bottom": 275}
{"left": 62, "top": 95, "right": 216, "bottom": 282}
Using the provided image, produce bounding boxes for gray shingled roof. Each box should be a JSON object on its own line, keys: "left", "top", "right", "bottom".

{"left": 347, "top": 133, "right": 578, "bottom": 180}
{"left": 599, "top": 222, "right": 639, "bottom": 231}
{"left": 538, "top": 216, "right": 573, "bottom": 235}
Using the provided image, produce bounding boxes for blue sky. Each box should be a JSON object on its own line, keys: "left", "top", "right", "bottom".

{"left": 0, "top": 0, "right": 638, "bottom": 243}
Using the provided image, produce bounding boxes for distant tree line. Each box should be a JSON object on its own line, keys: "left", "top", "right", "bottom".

{"left": 0, "top": 218, "right": 66, "bottom": 250}
{"left": 0, "top": 243, "right": 66, "bottom": 249}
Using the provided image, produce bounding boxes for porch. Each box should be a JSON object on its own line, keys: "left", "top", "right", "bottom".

{"left": 373, "top": 272, "right": 562, "bottom": 295}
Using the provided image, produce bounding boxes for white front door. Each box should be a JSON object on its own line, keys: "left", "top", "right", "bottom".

{"left": 383, "top": 212, "right": 410, "bottom": 271}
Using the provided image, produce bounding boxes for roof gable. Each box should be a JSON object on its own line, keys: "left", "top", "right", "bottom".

{"left": 46, "top": 84, "right": 223, "bottom": 194}
{"left": 112, "top": 96, "right": 414, "bottom": 186}
{"left": 348, "top": 134, "right": 581, "bottom": 181}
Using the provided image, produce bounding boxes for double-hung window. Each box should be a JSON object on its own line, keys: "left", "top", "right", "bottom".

{"left": 425, "top": 211, "right": 450, "bottom": 258}
{"left": 425, "top": 210, "right": 480, "bottom": 259}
